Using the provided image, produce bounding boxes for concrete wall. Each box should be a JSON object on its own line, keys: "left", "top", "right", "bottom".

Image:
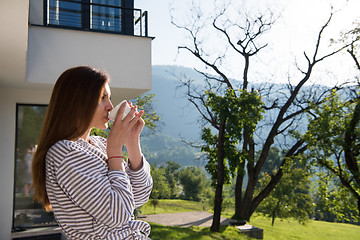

{"left": 29, "top": 0, "right": 43, "bottom": 26}
{"left": 26, "top": 25, "right": 152, "bottom": 99}
{"left": 0, "top": 0, "right": 29, "bottom": 88}
{"left": 0, "top": 87, "right": 52, "bottom": 240}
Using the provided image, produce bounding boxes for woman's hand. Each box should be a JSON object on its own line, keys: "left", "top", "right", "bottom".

{"left": 127, "top": 102, "right": 145, "bottom": 140}
{"left": 125, "top": 102, "right": 145, "bottom": 171}
{"left": 106, "top": 101, "right": 145, "bottom": 171}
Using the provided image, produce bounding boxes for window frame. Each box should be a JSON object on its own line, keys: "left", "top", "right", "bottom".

{"left": 44, "top": 0, "right": 139, "bottom": 36}
{"left": 12, "top": 103, "right": 58, "bottom": 232}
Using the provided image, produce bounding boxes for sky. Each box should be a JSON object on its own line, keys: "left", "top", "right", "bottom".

{"left": 135, "top": 0, "right": 360, "bottom": 86}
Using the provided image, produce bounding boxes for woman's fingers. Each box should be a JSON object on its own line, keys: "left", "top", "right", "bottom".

{"left": 123, "top": 105, "right": 137, "bottom": 122}
{"left": 111, "top": 104, "right": 144, "bottom": 138}
{"left": 113, "top": 101, "right": 128, "bottom": 124}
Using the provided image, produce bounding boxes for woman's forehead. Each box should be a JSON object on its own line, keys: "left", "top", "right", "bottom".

{"left": 104, "top": 83, "right": 111, "bottom": 95}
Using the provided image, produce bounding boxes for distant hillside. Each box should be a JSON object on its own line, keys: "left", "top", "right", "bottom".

{"left": 149, "top": 65, "right": 204, "bottom": 140}
{"left": 140, "top": 65, "right": 204, "bottom": 166}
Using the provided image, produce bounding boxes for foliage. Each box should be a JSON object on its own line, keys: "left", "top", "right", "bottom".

{"left": 141, "top": 134, "right": 198, "bottom": 167}
{"left": 91, "top": 93, "right": 160, "bottom": 137}
{"left": 313, "top": 172, "right": 360, "bottom": 223}
{"left": 179, "top": 166, "right": 210, "bottom": 201}
{"left": 150, "top": 161, "right": 182, "bottom": 199}
{"left": 208, "top": 186, "right": 235, "bottom": 213}
{"left": 150, "top": 198, "right": 160, "bottom": 211}
{"left": 150, "top": 165, "right": 172, "bottom": 199}
{"left": 258, "top": 147, "right": 283, "bottom": 177}
{"left": 162, "top": 161, "right": 181, "bottom": 198}
{"left": 201, "top": 89, "right": 264, "bottom": 186}
{"left": 302, "top": 90, "right": 360, "bottom": 221}
{"left": 152, "top": 161, "right": 182, "bottom": 199}
{"left": 132, "top": 93, "right": 161, "bottom": 134}
{"left": 257, "top": 168, "right": 314, "bottom": 226}
{"left": 149, "top": 163, "right": 211, "bottom": 202}
{"left": 172, "top": 0, "right": 352, "bottom": 225}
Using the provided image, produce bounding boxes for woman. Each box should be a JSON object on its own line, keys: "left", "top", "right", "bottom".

{"left": 32, "top": 66, "right": 153, "bottom": 239}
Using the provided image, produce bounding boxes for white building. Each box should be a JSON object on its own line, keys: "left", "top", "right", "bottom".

{"left": 0, "top": 0, "right": 152, "bottom": 238}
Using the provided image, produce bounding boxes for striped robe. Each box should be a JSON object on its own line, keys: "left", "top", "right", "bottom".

{"left": 45, "top": 136, "right": 153, "bottom": 239}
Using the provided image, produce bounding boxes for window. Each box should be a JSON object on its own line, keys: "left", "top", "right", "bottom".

{"left": 46, "top": 0, "right": 135, "bottom": 35}
{"left": 48, "top": 0, "right": 82, "bottom": 28}
{"left": 12, "top": 104, "right": 56, "bottom": 231}
{"left": 91, "top": 0, "right": 122, "bottom": 32}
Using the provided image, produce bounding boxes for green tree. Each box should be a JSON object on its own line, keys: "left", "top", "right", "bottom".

{"left": 91, "top": 93, "right": 160, "bottom": 137}
{"left": 162, "top": 161, "right": 181, "bottom": 198}
{"left": 150, "top": 165, "right": 171, "bottom": 199}
{"left": 258, "top": 147, "right": 283, "bottom": 177}
{"left": 301, "top": 21, "right": 360, "bottom": 222}
{"left": 302, "top": 91, "right": 360, "bottom": 219}
{"left": 172, "top": 2, "right": 351, "bottom": 231}
{"left": 132, "top": 93, "right": 161, "bottom": 135}
{"left": 200, "top": 89, "right": 263, "bottom": 231}
{"left": 313, "top": 172, "right": 359, "bottom": 223}
{"left": 179, "top": 166, "right": 209, "bottom": 201}
{"left": 257, "top": 167, "right": 314, "bottom": 226}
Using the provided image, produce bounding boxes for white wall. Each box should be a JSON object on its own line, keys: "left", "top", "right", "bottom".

{"left": 0, "top": 0, "right": 29, "bottom": 88}
{"left": 0, "top": 87, "right": 51, "bottom": 240}
{"left": 29, "top": 0, "right": 43, "bottom": 26}
{"left": 26, "top": 26, "right": 152, "bottom": 92}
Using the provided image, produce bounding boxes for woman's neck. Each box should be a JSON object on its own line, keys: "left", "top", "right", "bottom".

{"left": 80, "top": 128, "right": 92, "bottom": 142}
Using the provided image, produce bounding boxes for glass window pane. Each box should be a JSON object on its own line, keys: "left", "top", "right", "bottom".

{"left": 49, "top": 0, "right": 82, "bottom": 28}
{"left": 91, "top": 0, "right": 122, "bottom": 32}
{"left": 13, "top": 105, "right": 56, "bottom": 230}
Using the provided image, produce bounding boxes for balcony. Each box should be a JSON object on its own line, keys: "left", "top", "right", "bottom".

{"left": 39, "top": 0, "right": 148, "bottom": 37}
{"left": 0, "top": 0, "right": 152, "bottom": 103}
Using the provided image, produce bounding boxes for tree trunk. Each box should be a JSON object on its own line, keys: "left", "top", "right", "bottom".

{"left": 241, "top": 172, "right": 256, "bottom": 221}
{"left": 271, "top": 200, "right": 281, "bottom": 226}
{"left": 233, "top": 159, "right": 256, "bottom": 221}
{"left": 233, "top": 161, "right": 245, "bottom": 220}
{"left": 210, "top": 119, "right": 226, "bottom": 232}
{"left": 344, "top": 101, "right": 360, "bottom": 185}
{"left": 343, "top": 100, "right": 360, "bottom": 217}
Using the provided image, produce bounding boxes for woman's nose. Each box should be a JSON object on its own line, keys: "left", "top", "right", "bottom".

{"left": 107, "top": 100, "right": 114, "bottom": 111}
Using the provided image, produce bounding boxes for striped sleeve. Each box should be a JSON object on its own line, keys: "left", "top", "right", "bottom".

{"left": 94, "top": 135, "right": 152, "bottom": 208}
{"left": 126, "top": 157, "right": 153, "bottom": 208}
{"left": 56, "top": 148, "right": 135, "bottom": 229}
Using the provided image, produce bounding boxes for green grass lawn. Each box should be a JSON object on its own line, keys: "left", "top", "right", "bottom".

{"left": 149, "top": 224, "right": 252, "bottom": 240}
{"left": 141, "top": 199, "right": 210, "bottom": 215}
{"left": 249, "top": 215, "right": 360, "bottom": 240}
{"left": 141, "top": 200, "right": 360, "bottom": 240}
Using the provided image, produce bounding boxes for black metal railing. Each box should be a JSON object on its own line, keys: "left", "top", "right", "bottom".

{"left": 43, "top": 0, "right": 148, "bottom": 37}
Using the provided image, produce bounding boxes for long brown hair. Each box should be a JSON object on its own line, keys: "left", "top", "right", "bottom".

{"left": 32, "top": 66, "right": 109, "bottom": 210}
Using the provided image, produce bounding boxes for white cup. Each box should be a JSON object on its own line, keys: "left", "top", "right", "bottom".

{"left": 109, "top": 100, "right": 133, "bottom": 121}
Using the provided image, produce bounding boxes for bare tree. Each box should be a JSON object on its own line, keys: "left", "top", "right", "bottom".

{"left": 171, "top": 1, "right": 351, "bottom": 231}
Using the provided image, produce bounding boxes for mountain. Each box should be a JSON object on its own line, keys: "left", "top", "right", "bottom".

{"left": 149, "top": 65, "right": 205, "bottom": 140}
{"left": 140, "top": 65, "right": 204, "bottom": 166}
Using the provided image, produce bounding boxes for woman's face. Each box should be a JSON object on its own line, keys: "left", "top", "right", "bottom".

{"left": 90, "top": 82, "right": 114, "bottom": 130}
